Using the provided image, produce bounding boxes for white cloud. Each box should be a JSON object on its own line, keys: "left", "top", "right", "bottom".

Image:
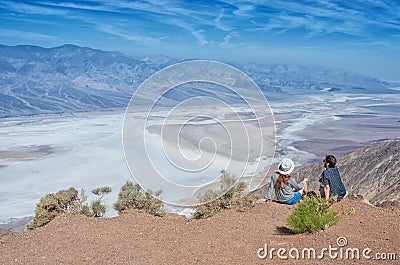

{"left": 220, "top": 32, "right": 239, "bottom": 47}
{"left": 214, "top": 9, "right": 231, "bottom": 31}
{"left": 0, "top": 29, "right": 58, "bottom": 41}
{"left": 96, "top": 24, "right": 161, "bottom": 44}
{"left": 38, "top": 1, "right": 108, "bottom": 12}
{"left": 231, "top": 4, "right": 254, "bottom": 17}
{"left": 192, "top": 30, "right": 208, "bottom": 46}
{"left": 229, "top": 0, "right": 399, "bottom": 44}
{"left": 162, "top": 18, "right": 209, "bottom": 46}
{"left": 0, "top": 1, "right": 68, "bottom": 15}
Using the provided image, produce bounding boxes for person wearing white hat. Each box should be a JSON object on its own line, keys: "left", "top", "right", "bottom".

{"left": 263, "top": 158, "right": 308, "bottom": 204}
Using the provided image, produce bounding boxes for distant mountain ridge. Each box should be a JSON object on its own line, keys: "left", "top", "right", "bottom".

{"left": 0, "top": 44, "right": 173, "bottom": 117}
{"left": 296, "top": 140, "right": 400, "bottom": 205}
{"left": 0, "top": 44, "right": 393, "bottom": 117}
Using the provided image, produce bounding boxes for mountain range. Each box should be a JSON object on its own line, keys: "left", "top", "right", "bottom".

{"left": 0, "top": 44, "right": 173, "bottom": 117}
{"left": 0, "top": 44, "right": 394, "bottom": 118}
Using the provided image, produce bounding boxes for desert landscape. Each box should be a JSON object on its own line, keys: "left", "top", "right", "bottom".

{"left": 1, "top": 1, "right": 400, "bottom": 263}
{"left": 1, "top": 87, "right": 399, "bottom": 224}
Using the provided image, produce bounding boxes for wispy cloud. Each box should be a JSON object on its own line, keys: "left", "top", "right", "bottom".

{"left": 96, "top": 24, "right": 162, "bottom": 44}
{"left": 236, "top": 0, "right": 400, "bottom": 45}
{"left": 346, "top": 40, "right": 390, "bottom": 48}
{"left": 38, "top": 1, "right": 107, "bottom": 13}
{"left": 140, "top": 0, "right": 197, "bottom": 16}
{"left": 0, "top": 1, "right": 68, "bottom": 15}
{"left": 1, "top": 16, "right": 61, "bottom": 26}
{"left": 162, "top": 17, "right": 209, "bottom": 46}
{"left": 44, "top": 0, "right": 198, "bottom": 17}
{"left": 214, "top": 9, "right": 231, "bottom": 31}
{"left": 1, "top": 0, "right": 399, "bottom": 62}
{"left": 192, "top": 30, "right": 208, "bottom": 46}
{"left": 0, "top": 29, "right": 58, "bottom": 41}
{"left": 36, "top": 0, "right": 214, "bottom": 46}
{"left": 222, "top": 1, "right": 254, "bottom": 17}
{"left": 220, "top": 32, "right": 239, "bottom": 47}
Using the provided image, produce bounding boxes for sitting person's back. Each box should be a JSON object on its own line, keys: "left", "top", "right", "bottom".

{"left": 319, "top": 155, "right": 347, "bottom": 201}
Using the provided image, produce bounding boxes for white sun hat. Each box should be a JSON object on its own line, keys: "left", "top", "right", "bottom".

{"left": 277, "top": 158, "right": 295, "bottom": 175}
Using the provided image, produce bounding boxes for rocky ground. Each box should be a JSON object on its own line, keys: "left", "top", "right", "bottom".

{"left": 0, "top": 198, "right": 399, "bottom": 264}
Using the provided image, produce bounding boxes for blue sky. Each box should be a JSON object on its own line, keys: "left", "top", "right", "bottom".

{"left": 1, "top": 0, "right": 400, "bottom": 80}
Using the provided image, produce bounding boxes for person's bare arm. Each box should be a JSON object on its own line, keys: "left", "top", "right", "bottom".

{"left": 324, "top": 185, "right": 330, "bottom": 199}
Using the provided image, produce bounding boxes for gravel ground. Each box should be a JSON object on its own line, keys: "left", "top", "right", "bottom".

{"left": 0, "top": 198, "right": 399, "bottom": 264}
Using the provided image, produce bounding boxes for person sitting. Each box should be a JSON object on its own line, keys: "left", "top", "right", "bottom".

{"left": 319, "top": 155, "right": 347, "bottom": 202}
{"left": 263, "top": 158, "right": 308, "bottom": 205}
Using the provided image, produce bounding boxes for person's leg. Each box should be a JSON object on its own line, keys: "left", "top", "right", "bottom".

{"left": 284, "top": 192, "right": 302, "bottom": 205}
{"left": 301, "top": 179, "right": 308, "bottom": 195}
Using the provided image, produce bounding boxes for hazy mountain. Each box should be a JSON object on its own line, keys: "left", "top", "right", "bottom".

{"left": 0, "top": 44, "right": 393, "bottom": 117}
{"left": 296, "top": 140, "right": 400, "bottom": 205}
{"left": 0, "top": 44, "right": 166, "bottom": 117}
{"left": 240, "top": 63, "right": 391, "bottom": 98}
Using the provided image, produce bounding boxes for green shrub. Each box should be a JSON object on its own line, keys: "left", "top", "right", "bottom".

{"left": 81, "top": 204, "right": 91, "bottom": 216}
{"left": 347, "top": 207, "right": 356, "bottom": 216}
{"left": 27, "top": 187, "right": 80, "bottom": 230}
{"left": 340, "top": 205, "right": 356, "bottom": 216}
{"left": 114, "top": 181, "right": 165, "bottom": 216}
{"left": 27, "top": 186, "right": 112, "bottom": 230}
{"left": 80, "top": 186, "right": 112, "bottom": 217}
{"left": 90, "top": 200, "right": 107, "bottom": 217}
{"left": 92, "top": 186, "right": 112, "bottom": 197}
{"left": 286, "top": 192, "right": 339, "bottom": 233}
{"left": 193, "top": 170, "right": 257, "bottom": 219}
{"left": 90, "top": 186, "right": 112, "bottom": 217}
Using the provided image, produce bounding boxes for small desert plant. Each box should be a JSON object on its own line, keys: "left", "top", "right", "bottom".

{"left": 114, "top": 181, "right": 165, "bottom": 216}
{"left": 90, "top": 200, "right": 106, "bottom": 217}
{"left": 340, "top": 205, "right": 356, "bottom": 216}
{"left": 27, "top": 187, "right": 80, "bottom": 230}
{"left": 193, "top": 170, "right": 257, "bottom": 219}
{"left": 347, "top": 207, "right": 356, "bottom": 216}
{"left": 286, "top": 192, "right": 339, "bottom": 233}
{"left": 81, "top": 186, "right": 111, "bottom": 217}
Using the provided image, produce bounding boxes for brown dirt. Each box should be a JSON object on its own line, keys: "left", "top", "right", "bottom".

{"left": 0, "top": 198, "right": 399, "bottom": 264}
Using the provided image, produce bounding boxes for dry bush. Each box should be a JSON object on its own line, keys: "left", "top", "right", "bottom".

{"left": 114, "top": 181, "right": 165, "bottom": 216}
{"left": 194, "top": 170, "right": 257, "bottom": 219}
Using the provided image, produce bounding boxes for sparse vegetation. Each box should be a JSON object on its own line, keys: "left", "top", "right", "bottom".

{"left": 286, "top": 192, "right": 339, "bottom": 233}
{"left": 340, "top": 205, "right": 356, "bottom": 216}
{"left": 27, "top": 186, "right": 112, "bottom": 230}
{"left": 90, "top": 186, "right": 112, "bottom": 217}
{"left": 193, "top": 170, "right": 257, "bottom": 219}
{"left": 114, "top": 181, "right": 165, "bottom": 216}
{"left": 27, "top": 187, "right": 80, "bottom": 230}
{"left": 81, "top": 186, "right": 112, "bottom": 217}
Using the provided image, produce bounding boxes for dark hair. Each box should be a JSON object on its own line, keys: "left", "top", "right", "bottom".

{"left": 276, "top": 173, "right": 290, "bottom": 190}
{"left": 325, "top": 155, "right": 337, "bottom": 168}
